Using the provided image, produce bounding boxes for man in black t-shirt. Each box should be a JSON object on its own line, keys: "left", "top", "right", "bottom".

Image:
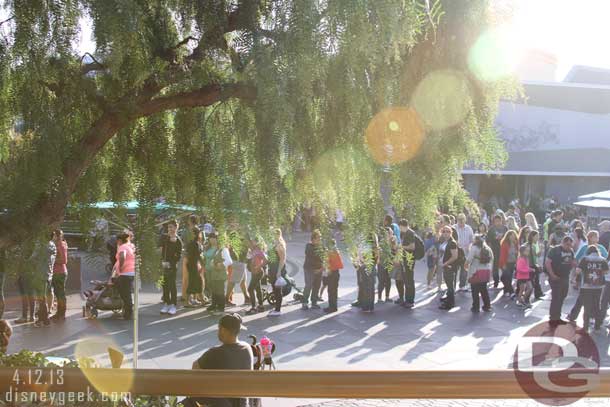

{"left": 439, "top": 226, "right": 459, "bottom": 310}
{"left": 486, "top": 215, "right": 508, "bottom": 288}
{"left": 160, "top": 220, "right": 183, "bottom": 315}
{"left": 545, "top": 236, "right": 576, "bottom": 327}
{"left": 183, "top": 314, "right": 254, "bottom": 407}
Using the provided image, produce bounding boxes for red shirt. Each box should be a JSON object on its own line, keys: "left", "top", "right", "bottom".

{"left": 53, "top": 240, "right": 68, "bottom": 274}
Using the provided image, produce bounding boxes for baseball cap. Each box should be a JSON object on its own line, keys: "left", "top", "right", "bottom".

{"left": 219, "top": 313, "right": 245, "bottom": 335}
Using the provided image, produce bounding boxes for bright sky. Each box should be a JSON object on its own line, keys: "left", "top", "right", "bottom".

{"left": 500, "top": 0, "right": 610, "bottom": 80}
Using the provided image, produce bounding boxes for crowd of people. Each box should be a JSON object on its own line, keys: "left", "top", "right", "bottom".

{"left": 6, "top": 200, "right": 610, "bottom": 335}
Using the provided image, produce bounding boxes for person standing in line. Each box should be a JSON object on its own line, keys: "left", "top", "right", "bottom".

{"left": 574, "top": 245, "right": 608, "bottom": 332}
{"left": 383, "top": 215, "right": 402, "bottom": 245}
{"left": 50, "top": 230, "right": 68, "bottom": 322}
{"left": 527, "top": 231, "right": 544, "bottom": 301}
{"left": 572, "top": 227, "right": 587, "bottom": 253}
{"left": 498, "top": 230, "right": 519, "bottom": 297}
{"left": 359, "top": 232, "right": 379, "bottom": 313}
{"left": 181, "top": 215, "right": 199, "bottom": 305}
{"left": 487, "top": 215, "right": 508, "bottom": 288}
{"left": 515, "top": 245, "right": 534, "bottom": 308}
{"left": 33, "top": 235, "right": 56, "bottom": 327}
{"left": 398, "top": 219, "right": 418, "bottom": 308}
{"left": 160, "top": 219, "right": 183, "bottom": 316}
{"left": 466, "top": 234, "right": 492, "bottom": 312}
{"left": 325, "top": 239, "right": 344, "bottom": 313}
{"left": 302, "top": 230, "right": 324, "bottom": 310}
{"left": 204, "top": 232, "right": 232, "bottom": 314}
{"left": 225, "top": 233, "right": 251, "bottom": 307}
{"left": 114, "top": 233, "right": 136, "bottom": 320}
{"left": 246, "top": 237, "right": 267, "bottom": 315}
{"left": 15, "top": 244, "right": 36, "bottom": 324}
{"left": 438, "top": 226, "right": 459, "bottom": 310}
{"left": 524, "top": 212, "right": 539, "bottom": 234}
{"left": 545, "top": 236, "right": 576, "bottom": 327}
{"left": 268, "top": 228, "right": 287, "bottom": 317}
{"left": 186, "top": 227, "right": 204, "bottom": 308}
{"left": 598, "top": 220, "right": 610, "bottom": 252}
{"left": 377, "top": 227, "right": 393, "bottom": 303}
{"left": 455, "top": 214, "right": 474, "bottom": 292}
{"left": 518, "top": 226, "right": 531, "bottom": 246}
{"left": 570, "top": 230, "right": 609, "bottom": 322}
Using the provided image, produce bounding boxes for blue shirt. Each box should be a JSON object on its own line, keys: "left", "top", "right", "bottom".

{"left": 391, "top": 223, "right": 402, "bottom": 245}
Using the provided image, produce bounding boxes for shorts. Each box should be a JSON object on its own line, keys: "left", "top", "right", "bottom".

{"left": 517, "top": 279, "right": 530, "bottom": 285}
{"left": 231, "top": 262, "right": 247, "bottom": 284}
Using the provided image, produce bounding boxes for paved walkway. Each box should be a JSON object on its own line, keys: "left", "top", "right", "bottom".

{"left": 4, "top": 232, "right": 610, "bottom": 406}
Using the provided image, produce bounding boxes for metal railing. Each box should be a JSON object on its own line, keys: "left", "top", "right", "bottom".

{"left": 1, "top": 368, "right": 609, "bottom": 399}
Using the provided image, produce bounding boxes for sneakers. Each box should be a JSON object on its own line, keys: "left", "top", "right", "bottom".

{"left": 470, "top": 307, "right": 480, "bottom": 313}
{"left": 394, "top": 299, "right": 404, "bottom": 305}
{"left": 268, "top": 310, "right": 281, "bottom": 317}
{"left": 549, "top": 319, "right": 568, "bottom": 327}
{"left": 351, "top": 301, "right": 361, "bottom": 307}
{"left": 403, "top": 302, "right": 415, "bottom": 309}
{"left": 34, "top": 320, "right": 50, "bottom": 328}
{"left": 160, "top": 304, "right": 169, "bottom": 314}
{"left": 482, "top": 306, "right": 492, "bottom": 312}
{"left": 301, "top": 304, "right": 309, "bottom": 310}
{"left": 311, "top": 304, "right": 321, "bottom": 310}
{"left": 246, "top": 308, "right": 258, "bottom": 315}
{"left": 168, "top": 305, "right": 177, "bottom": 315}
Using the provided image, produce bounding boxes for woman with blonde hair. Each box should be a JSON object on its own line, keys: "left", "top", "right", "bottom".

{"left": 506, "top": 216, "right": 519, "bottom": 232}
{"left": 268, "top": 228, "right": 287, "bottom": 317}
{"left": 524, "top": 212, "right": 539, "bottom": 233}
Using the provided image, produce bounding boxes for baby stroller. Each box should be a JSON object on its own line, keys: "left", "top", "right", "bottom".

{"left": 263, "top": 274, "right": 303, "bottom": 306}
{"left": 82, "top": 279, "right": 124, "bottom": 319}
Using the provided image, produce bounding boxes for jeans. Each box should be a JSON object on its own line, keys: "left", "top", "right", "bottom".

{"left": 302, "top": 269, "right": 322, "bottom": 306}
{"left": 442, "top": 267, "right": 456, "bottom": 307}
{"left": 377, "top": 266, "right": 391, "bottom": 300}
{"left": 208, "top": 280, "right": 225, "bottom": 311}
{"left": 491, "top": 247, "right": 500, "bottom": 285}
{"left": 360, "top": 267, "right": 376, "bottom": 311}
{"left": 403, "top": 262, "right": 415, "bottom": 304}
{"left": 17, "top": 274, "right": 35, "bottom": 320}
{"left": 327, "top": 271, "right": 340, "bottom": 310}
{"left": 549, "top": 277, "right": 569, "bottom": 321}
{"left": 471, "top": 282, "right": 490, "bottom": 310}
{"left": 532, "top": 266, "right": 544, "bottom": 298}
{"left": 596, "top": 282, "right": 610, "bottom": 327}
{"left": 51, "top": 273, "right": 67, "bottom": 318}
{"left": 248, "top": 272, "right": 264, "bottom": 308}
{"left": 162, "top": 266, "right": 178, "bottom": 305}
{"left": 36, "top": 280, "right": 50, "bottom": 324}
{"left": 116, "top": 275, "right": 134, "bottom": 318}
{"left": 580, "top": 288, "right": 602, "bottom": 329}
{"left": 501, "top": 262, "right": 515, "bottom": 294}
{"left": 456, "top": 262, "right": 468, "bottom": 289}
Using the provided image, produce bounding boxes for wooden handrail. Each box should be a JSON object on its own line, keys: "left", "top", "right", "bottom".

{"left": 1, "top": 368, "right": 609, "bottom": 399}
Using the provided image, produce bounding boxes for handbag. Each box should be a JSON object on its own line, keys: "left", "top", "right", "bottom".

{"left": 468, "top": 269, "right": 490, "bottom": 284}
{"left": 274, "top": 276, "right": 287, "bottom": 287}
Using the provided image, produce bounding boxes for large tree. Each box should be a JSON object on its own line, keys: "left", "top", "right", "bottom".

{"left": 0, "top": 0, "right": 509, "bottom": 251}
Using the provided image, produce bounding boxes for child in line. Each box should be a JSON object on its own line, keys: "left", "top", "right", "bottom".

{"left": 515, "top": 245, "right": 533, "bottom": 308}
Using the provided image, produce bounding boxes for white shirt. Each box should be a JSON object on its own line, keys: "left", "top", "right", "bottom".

{"left": 221, "top": 247, "right": 233, "bottom": 268}
{"left": 456, "top": 224, "right": 474, "bottom": 252}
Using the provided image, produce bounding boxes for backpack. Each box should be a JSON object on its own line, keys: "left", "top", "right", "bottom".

{"left": 412, "top": 233, "right": 425, "bottom": 261}
{"left": 479, "top": 245, "right": 491, "bottom": 264}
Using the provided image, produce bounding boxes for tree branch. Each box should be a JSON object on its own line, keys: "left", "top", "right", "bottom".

{"left": 0, "top": 82, "right": 256, "bottom": 250}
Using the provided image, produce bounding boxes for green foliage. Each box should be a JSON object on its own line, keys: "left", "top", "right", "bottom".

{"left": 0, "top": 0, "right": 513, "bottom": 269}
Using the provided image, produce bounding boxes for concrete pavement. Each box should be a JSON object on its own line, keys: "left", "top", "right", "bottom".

{"left": 3, "top": 232, "right": 610, "bottom": 406}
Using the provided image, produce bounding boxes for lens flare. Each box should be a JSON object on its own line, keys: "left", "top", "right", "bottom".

{"left": 468, "top": 25, "right": 523, "bottom": 82}
{"left": 74, "top": 335, "right": 132, "bottom": 394}
{"left": 364, "top": 107, "right": 424, "bottom": 165}
{"left": 411, "top": 69, "right": 472, "bottom": 131}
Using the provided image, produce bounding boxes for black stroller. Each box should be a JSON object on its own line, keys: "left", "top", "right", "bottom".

{"left": 263, "top": 274, "right": 303, "bottom": 306}
{"left": 82, "top": 279, "right": 124, "bottom": 319}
